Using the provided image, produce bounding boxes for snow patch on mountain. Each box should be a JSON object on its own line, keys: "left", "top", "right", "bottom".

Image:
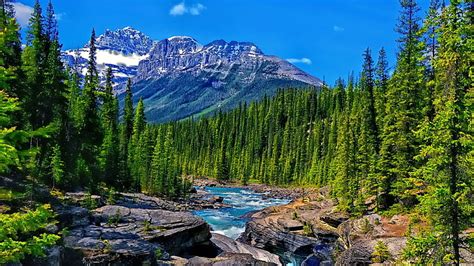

{"left": 64, "top": 49, "right": 148, "bottom": 67}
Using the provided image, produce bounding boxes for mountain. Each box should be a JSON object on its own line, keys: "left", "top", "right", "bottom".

{"left": 62, "top": 27, "right": 155, "bottom": 84}
{"left": 63, "top": 27, "right": 323, "bottom": 122}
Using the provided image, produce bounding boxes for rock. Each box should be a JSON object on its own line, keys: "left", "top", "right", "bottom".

{"left": 55, "top": 205, "right": 90, "bottom": 228}
{"left": 215, "top": 253, "right": 278, "bottom": 266}
{"left": 238, "top": 219, "right": 318, "bottom": 265}
{"left": 211, "top": 233, "right": 282, "bottom": 265}
{"left": 312, "top": 228, "right": 339, "bottom": 243}
{"left": 335, "top": 243, "right": 372, "bottom": 265}
{"left": 23, "top": 246, "right": 63, "bottom": 266}
{"left": 189, "top": 187, "right": 197, "bottom": 193}
{"left": 277, "top": 218, "right": 304, "bottom": 231}
{"left": 210, "top": 196, "right": 224, "bottom": 204}
{"left": 117, "top": 193, "right": 180, "bottom": 211}
{"left": 320, "top": 212, "right": 349, "bottom": 228}
{"left": 186, "top": 253, "right": 277, "bottom": 266}
{"left": 64, "top": 205, "right": 211, "bottom": 265}
{"left": 64, "top": 192, "right": 104, "bottom": 207}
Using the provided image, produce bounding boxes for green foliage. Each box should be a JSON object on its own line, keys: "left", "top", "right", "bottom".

{"left": 106, "top": 209, "right": 122, "bottom": 226}
{"left": 154, "top": 247, "right": 163, "bottom": 259}
{"left": 360, "top": 218, "right": 373, "bottom": 234}
{"left": 105, "top": 187, "right": 117, "bottom": 205}
{"left": 0, "top": 204, "right": 60, "bottom": 263}
{"left": 81, "top": 192, "right": 98, "bottom": 210}
{"left": 50, "top": 144, "right": 64, "bottom": 187}
{"left": 371, "top": 240, "right": 391, "bottom": 263}
{"left": 302, "top": 222, "right": 313, "bottom": 236}
{"left": 402, "top": 230, "right": 444, "bottom": 264}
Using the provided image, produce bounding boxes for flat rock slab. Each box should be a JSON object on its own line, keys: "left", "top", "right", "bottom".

{"left": 277, "top": 218, "right": 304, "bottom": 231}
{"left": 211, "top": 233, "right": 282, "bottom": 265}
{"left": 64, "top": 205, "right": 211, "bottom": 265}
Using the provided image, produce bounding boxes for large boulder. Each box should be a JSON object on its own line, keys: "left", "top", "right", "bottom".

{"left": 238, "top": 218, "right": 318, "bottom": 265}
{"left": 184, "top": 253, "right": 278, "bottom": 266}
{"left": 211, "top": 233, "right": 282, "bottom": 265}
{"left": 64, "top": 205, "right": 211, "bottom": 265}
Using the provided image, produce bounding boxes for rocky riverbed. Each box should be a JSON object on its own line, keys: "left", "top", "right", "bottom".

{"left": 4, "top": 176, "right": 472, "bottom": 265}
{"left": 27, "top": 191, "right": 283, "bottom": 265}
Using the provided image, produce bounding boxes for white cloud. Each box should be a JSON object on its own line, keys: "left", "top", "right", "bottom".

{"left": 170, "top": 2, "right": 206, "bottom": 16}
{"left": 170, "top": 2, "right": 187, "bottom": 15}
{"left": 287, "top": 58, "right": 312, "bottom": 65}
{"left": 11, "top": 2, "right": 34, "bottom": 27}
{"left": 55, "top": 12, "right": 66, "bottom": 21}
{"left": 333, "top": 25, "right": 344, "bottom": 32}
{"left": 189, "top": 3, "right": 205, "bottom": 15}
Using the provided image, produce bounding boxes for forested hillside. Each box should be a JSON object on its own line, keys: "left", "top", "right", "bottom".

{"left": 135, "top": 0, "right": 472, "bottom": 262}
{"left": 0, "top": 0, "right": 472, "bottom": 264}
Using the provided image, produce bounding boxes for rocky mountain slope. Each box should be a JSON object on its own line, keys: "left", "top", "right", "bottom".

{"left": 63, "top": 27, "right": 322, "bottom": 122}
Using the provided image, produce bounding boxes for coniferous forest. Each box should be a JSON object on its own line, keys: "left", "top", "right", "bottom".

{"left": 0, "top": 0, "right": 472, "bottom": 264}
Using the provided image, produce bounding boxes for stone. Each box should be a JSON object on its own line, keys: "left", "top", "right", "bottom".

{"left": 335, "top": 243, "right": 372, "bottom": 265}
{"left": 211, "top": 233, "right": 282, "bottom": 265}
{"left": 319, "top": 212, "right": 349, "bottom": 228}
{"left": 277, "top": 218, "right": 304, "bottom": 231}
{"left": 238, "top": 219, "right": 318, "bottom": 265}
{"left": 210, "top": 196, "right": 224, "bottom": 204}
{"left": 63, "top": 204, "right": 211, "bottom": 265}
{"left": 55, "top": 205, "right": 90, "bottom": 228}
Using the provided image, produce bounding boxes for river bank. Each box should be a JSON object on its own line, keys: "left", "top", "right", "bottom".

{"left": 3, "top": 175, "right": 472, "bottom": 265}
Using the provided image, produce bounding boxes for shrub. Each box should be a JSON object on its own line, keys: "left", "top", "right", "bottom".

{"left": 155, "top": 247, "right": 163, "bottom": 259}
{"left": 303, "top": 222, "right": 313, "bottom": 236}
{"left": 371, "top": 240, "right": 391, "bottom": 263}
{"left": 360, "top": 218, "right": 373, "bottom": 234}
{"left": 0, "top": 204, "right": 61, "bottom": 263}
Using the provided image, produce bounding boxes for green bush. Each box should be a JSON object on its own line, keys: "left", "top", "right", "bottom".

{"left": 0, "top": 204, "right": 61, "bottom": 263}
{"left": 303, "top": 222, "right": 313, "bottom": 236}
{"left": 371, "top": 240, "right": 391, "bottom": 263}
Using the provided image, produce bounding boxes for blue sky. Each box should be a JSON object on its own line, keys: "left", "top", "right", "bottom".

{"left": 13, "top": 0, "right": 430, "bottom": 84}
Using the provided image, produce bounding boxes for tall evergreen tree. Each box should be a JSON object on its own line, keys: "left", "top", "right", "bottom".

{"left": 407, "top": 2, "right": 472, "bottom": 264}
{"left": 77, "top": 29, "right": 103, "bottom": 188}
{"left": 379, "top": 0, "right": 427, "bottom": 208}
{"left": 129, "top": 98, "right": 146, "bottom": 190}
{"left": 375, "top": 47, "right": 389, "bottom": 132}
{"left": 100, "top": 67, "right": 119, "bottom": 186}
{"left": 118, "top": 78, "right": 134, "bottom": 188}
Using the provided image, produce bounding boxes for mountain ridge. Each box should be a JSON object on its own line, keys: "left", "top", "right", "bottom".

{"left": 62, "top": 27, "right": 322, "bottom": 122}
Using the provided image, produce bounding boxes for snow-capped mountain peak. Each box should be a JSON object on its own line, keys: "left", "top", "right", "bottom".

{"left": 63, "top": 27, "right": 156, "bottom": 84}
{"left": 88, "top": 26, "right": 155, "bottom": 56}
{"left": 62, "top": 26, "right": 322, "bottom": 122}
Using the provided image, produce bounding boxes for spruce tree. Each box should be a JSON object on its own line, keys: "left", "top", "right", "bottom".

{"left": 129, "top": 98, "right": 146, "bottom": 190}
{"left": 100, "top": 67, "right": 119, "bottom": 186}
{"left": 77, "top": 29, "right": 103, "bottom": 188}
{"left": 118, "top": 78, "right": 134, "bottom": 188}
{"left": 409, "top": 2, "right": 472, "bottom": 263}
{"left": 379, "top": 0, "right": 427, "bottom": 209}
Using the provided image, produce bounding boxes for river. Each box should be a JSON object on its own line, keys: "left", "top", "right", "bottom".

{"left": 193, "top": 186, "right": 290, "bottom": 239}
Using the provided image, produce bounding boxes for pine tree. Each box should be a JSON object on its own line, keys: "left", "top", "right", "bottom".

{"left": 50, "top": 144, "right": 64, "bottom": 188}
{"left": 77, "top": 29, "right": 103, "bottom": 188}
{"left": 129, "top": 98, "right": 146, "bottom": 190}
{"left": 379, "top": 0, "right": 427, "bottom": 209}
{"left": 118, "top": 78, "right": 134, "bottom": 188}
{"left": 100, "top": 67, "right": 119, "bottom": 186}
{"left": 1, "top": 0, "right": 24, "bottom": 109}
{"left": 409, "top": 2, "right": 472, "bottom": 263}
{"left": 22, "top": 0, "right": 45, "bottom": 130}
{"left": 375, "top": 47, "right": 389, "bottom": 132}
